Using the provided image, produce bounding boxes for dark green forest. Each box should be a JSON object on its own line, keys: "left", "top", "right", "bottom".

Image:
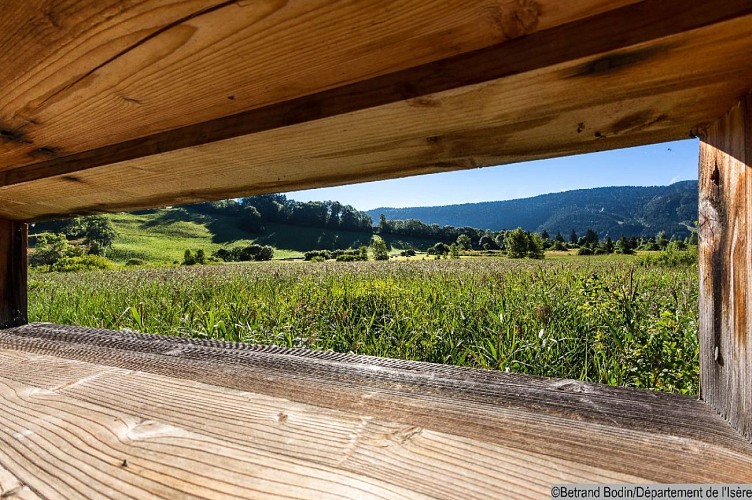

{"left": 368, "top": 181, "right": 697, "bottom": 238}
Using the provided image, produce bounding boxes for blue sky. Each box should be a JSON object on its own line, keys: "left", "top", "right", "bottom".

{"left": 287, "top": 139, "right": 699, "bottom": 211}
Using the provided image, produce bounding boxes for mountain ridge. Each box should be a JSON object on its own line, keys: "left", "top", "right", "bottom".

{"left": 367, "top": 180, "right": 698, "bottom": 237}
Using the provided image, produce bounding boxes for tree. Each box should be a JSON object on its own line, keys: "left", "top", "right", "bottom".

{"left": 183, "top": 249, "right": 196, "bottom": 266}
{"left": 427, "top": 242, "right": 450, "bottom": 256}
{"left": 30, "top": 233, "right": 82, "bottom": 267}
{"left": 527, "top": 233, "right": 544, "bottom": 259}
{"left": 449, "top": 243, "right": 460, "bottom": 259}
{"left": 238, "top": 205, "right": 263, "bottom": 233}
{"left": 494, "top": 232, "right": 505, "bottom": 250}
{"left": 615, "top": 235, "right": 633, "bottom": 254}
{"left": 456, "top": 234, "right": 472, "bottom": 251}
{"left": 478, "top": 235, "right": 497, "bottom": 250}
{"left": 71, "top": 216, "right": 116, "bottom": 255}
{"left": 540, "top": 229, "right": 550, "bottom": 240}
{"left": 378, "top": 214, "right": 390, "bottom": 233}
{"left": 584, "top": 228, "right": 599, "bottom": 246}
{"left": 604, "top": 236, "right": 614, "bottom": 254}
{"left": 328, "top": 201, "right": 342, "bottom": 228}
{"left": 656, "top": 231, "right": 669, "bottom": 250}
{"left": 256, "top": 246, "right": 274, "bottom": 261}
{"left": 195, "top": 249, "right": 206, "bottom": 264}
{"left": 555, "top": 232, "right": 565, "bottom": 243}
{"left": 371, "top": 235, "right": 389, "bottom": 260}
{"left": 506, "top": 228, "right": 529, "bottom": 259}
{"left": 569, "top": 230, "right": 578, "bottom": 244}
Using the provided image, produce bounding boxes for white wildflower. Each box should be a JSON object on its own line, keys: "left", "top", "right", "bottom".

{"left": 538, "top": 328, "right": 545, "bottom": 339}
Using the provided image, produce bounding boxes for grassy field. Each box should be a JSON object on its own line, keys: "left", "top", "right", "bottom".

{"left": 29, "top": 255, "right": 699, "bottom": 395}
{"left": 105, "top": 211, "right": 303, "bottom": 263}
{"left": 80, "top": 210, "right": 445, "bottom": 265}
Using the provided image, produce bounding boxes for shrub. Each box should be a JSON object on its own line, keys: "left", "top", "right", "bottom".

{"left": 638, "top": 248, "right": 697, "bottom": 267}
{"left": 371, "top": 235, "right": 389, "bottom": 261}
{"left": 427, "top": 242, "right": 450, "bottom": 256}
{"left": 213, "top": 245, "right": 274, "bottom": 262}
{"left": 336, "top": 253, "right": 359, "bottom": 262}
{"left": 551, "top": 240, "right": 567, "bottom": 251}
{"left": 577, "top": 246, "right": 593, "bottom": 256}
{"left": 183, "top": 249, "right": 196, "bottom": 266}
{"left": 29, "top": 232, "right": 83, "bottom": 268}
{"left": 125, "top": 258, "right": 145, "bottom": 266}
{"left": 195, "top": 249, "right": 206, "bottom": 264}
{"left": 304, "top": 250, "right": 333, "bottom": 261}
{"left": 334, "top": 248, "right": 367, "bottom": 262}
{"left": 50, "top": 255, "right": 114, "bottom": 273}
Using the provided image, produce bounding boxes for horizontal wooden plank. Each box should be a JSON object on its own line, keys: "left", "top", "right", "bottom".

{"left": 0, "top": 348, "right": 647, "bottom": 499}
{"left": 0, "top": 0, "right": 639, "bottom": 175}
{"left": 1, "top": 323, "right": 751, "bottom": 487}
{"left": 0, "top": 459, "right": 40, "bottom": 500}
{"left": 1, "top": 0, "right": 746, "bottom": 186}
{"left": 0, "top": 1, "right": 750, "bottom": 220}
{"left": 2, "top": 9, "right": 752, "bottom": 220}
{"left": 0, "top": 364, "right": 434, "bottom": 498}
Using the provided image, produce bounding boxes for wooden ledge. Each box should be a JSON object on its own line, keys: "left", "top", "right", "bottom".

{"left": 0, "top": 324, "right": 750, "bottom": 497}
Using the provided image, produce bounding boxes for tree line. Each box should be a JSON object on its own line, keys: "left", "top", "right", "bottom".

{"left": 187, "top": 195, "right": 373, "bottom": 233}
{"left": 409, "top": 224, "right": 697, "bottom": 260}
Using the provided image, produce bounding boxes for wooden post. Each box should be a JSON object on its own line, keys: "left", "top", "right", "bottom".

{"left": 699, "top": 93, "right": 752, "bottom": 440}
{"left": 0, "top": 219, "right": 27, "bottom": 329}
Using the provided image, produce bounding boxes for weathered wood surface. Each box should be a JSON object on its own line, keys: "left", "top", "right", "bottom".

{"left": 0, "top": 348, "right": 645, "bottom": 499}
{"left": 0, "top": 324, "right": 750, "bottom": 498}
{"left": 0, "top": 1, "right": 751, "bottom": 220}
{"left": 0, "top": 220, "right": 26, "bottom": 328}
{"left": 699, "top": 93, "right": 752, "bottom": 441}
{"left": 0, "top": 460, "right": 39, "bottom": 500}
{"left": 0, "top": 0, "right": 638, "bottom": 176}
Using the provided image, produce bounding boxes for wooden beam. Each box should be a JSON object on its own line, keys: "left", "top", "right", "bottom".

{"left": 2, "top": 324, "right": 752, "bottom": 484}
{"left": 0, "top": 220, "right": 26, "bottom": 329}
{"left": 699, "top": 93, "right": 752, "bottom": 441}
{"left": 3, "top": 10, "right": 752, "bottom": 221}
{"left": 1, "top": 0, "right": 750, "bottom": 192}
{"left": 0, "top": 348, "right": 647, "bottom": 498}
{"left": 0, "top": 0, "right": 641, "bottom": 178}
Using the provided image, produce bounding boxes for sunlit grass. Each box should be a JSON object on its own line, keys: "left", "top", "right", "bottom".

{"left": 29, "top": 256, "right": 698, "bottom": 394}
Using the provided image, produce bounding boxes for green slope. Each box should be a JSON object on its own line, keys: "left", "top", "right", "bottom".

{"left": 105, "top": 211, "right": 258, "bottom": 264}
{"left": 102, "top": 209, "right": 387, "bottom": 264}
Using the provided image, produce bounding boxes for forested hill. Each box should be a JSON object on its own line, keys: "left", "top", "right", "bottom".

{"left": 368, "top": 181, "right": 698, "bottom": 238}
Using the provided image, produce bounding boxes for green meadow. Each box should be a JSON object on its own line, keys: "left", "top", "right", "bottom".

{"left": 29, "top": 256, "right": 699, "bottom": 395}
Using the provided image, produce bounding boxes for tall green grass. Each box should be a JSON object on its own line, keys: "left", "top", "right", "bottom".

{"left": 29, "top": 257, "right": 698, "bottom": 394}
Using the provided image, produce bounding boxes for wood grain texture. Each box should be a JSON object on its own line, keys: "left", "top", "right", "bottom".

{"left": 0, "top": 0, "right": 637, "bottom": 174}
{"left": 0, "top": 348, "right": 648, "bottom": 499}
{"left": 0, "top": 1, "right": 751, "bottom": 220}
{"left": 699, "top": 93, "right": 752, "bottom": 441}
{"left": 0, "top": 0, "right": 746, "bottom": 186}
{"left": 2, "top": 10, "right": 752, "bottom": 220}
{"left": 0, "top": 459, "right": 40, "bottom": 500}
{"left": 0, "top": 220, "right": 26, "bottom": 328}
{"left": 1, "top": 323, "right": 751, "bottom": 490}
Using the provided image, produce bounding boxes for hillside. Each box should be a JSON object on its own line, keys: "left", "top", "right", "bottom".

{"left": 35, "top": 210, "right": 428, "bottom": 264}
{"left": 368, "top": 181, "right": 698, "bottom": 238}
{"left": 32, "top": 182, "right": 699, "bottom": 265}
